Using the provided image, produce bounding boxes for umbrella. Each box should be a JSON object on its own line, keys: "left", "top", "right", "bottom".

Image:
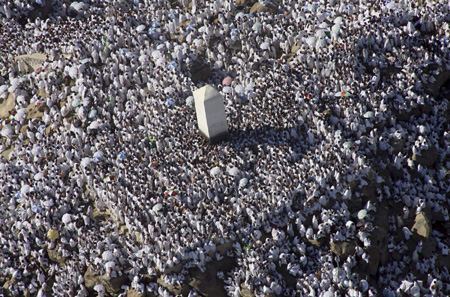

{"left": 210, "top": 167, "right": 221, "bottom": 176}
{"left": 186, "top": 96, "right": 194, "bottom": 106}
{"left": 136, "top": 24, "right": 146, "bottom": 33}
{"left": 102, "top": 250, "right": 114, "bottom": 261}
{"left": 152, "top": 203, "right": 163, "bottom": 212}
{"left": 357, "top": 209, "right": 368, "bottom": 220}
{"left": 230, "top": 28, "right": 239, "bottom": 37}
{"left": 235, "top": 12, "right": 245, "bottom": 19}
{"left": 105, "top": 261, "right": 116, "bottom": 270}
{"left": 88, "top": 109, "right": 97, "bottom": 119}
{"left": 260, "top": 42, "right": 270, "bottom": 50}
{"left": 363, "top": 111, "right": 375, "bottom": 119}
{"left": 93, "top": 156, "right": 102, "bottom": 163}
{"left": 168, "top": 61, "right": 177, "bottom": 71}
{"left": 47, "top": 229, "right": 58, "bottom": 240}
{"left": 117, "top": 152, "right": 127, "bottom": 160}
{"left": 316, "top": 29, "right": 326, "bottom": 38}
{"left": 165, "top": 98, "right": 175, "bottom": 107}
{"left": 21, "top": 185, "right": 31, "bottom": 195}
{"left": 151, "top": 22, "right": 160, "bottom": 28}
{"left": 239, "top": 178, "right": 248, "bottom": 188}
{"left": 222, "top": 86, "right": 232, "bottom": 94}
{"left": 94, "top": 284, "right": 105, "bottom": 293}
{"left": 186, "top": 24, "right": 195, "bottom": 31}
{"left": 331, "top": 24, "right": 341, "bottom": 35}
{"left": 139, "top": 54, "right": 150, "bottom": 64}
{"left": 222, "top": 76, "right": 232, "bottom": 86}
{"left": 334, "top": 16, "right": 343, "bottom": 24}
{"left": 306, "top": 36, "right": 316, "bottom": 47}
{"left": 34, "top": 172, "right": 44, "bottom": 181}
{"left": 62, "top": 213, "right": 72, "bottom": 225}
{"left": 88, "top": 121, "right": 99, "bottom": 131}
{"left": 155, "top": 56, "right": 166, "bottom": 67}
{"left": 43, "top": 199, "right": 54, "bottom": 208}
{"left": 252, "top": 22, "right": 262, "bottom": 31}
{"left": 81, "top": 157, "right": 91, "bottom": 168}
{"left": 71, "top": 98, "right": 81, "bottom": 108}
{"left": 229, "top": 167, "right": 240, "bottom": 176}
{"left": 316, "top": 39, "right": 327, "bottom": 48}
{"left": 32, "top": 205, "right": 42, "bottom": 213}
{"left": 152, "top": 50, "right": 163, "bottom": 60}
{"left": 343, "top": 141, "right": 353, "bottom": 149}
{"left": 235, "top": 85, "right": 245, "bottom": 94}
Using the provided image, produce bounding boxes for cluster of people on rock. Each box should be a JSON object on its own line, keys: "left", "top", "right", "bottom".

{"left": 1, "top": 0, "right": 449, "bottom": 296}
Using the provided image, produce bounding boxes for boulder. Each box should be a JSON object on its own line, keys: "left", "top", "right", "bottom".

{"left": 240, "top": 283, "right": 254, "bottom": 297}
{"left": 188, "top": 256, "right": 235, "bottom": 297}
{"left": 423, "top": 68, "right": 450, "bottom": 97}
{"left": 330, "top": 240, "right": 356, "bottom": 258}
{"left": 250, "top": 1, "right": 278, "bottom": 14}
{"left": 389, "top": 136, "right": 406, "bottom": 154}
{"left": 84, "top": 266, "right": 130, "bottom": 295}
{"left": 363, "top": 227, "right": 389, "bottom": 275}
{"left": 14, "top": 53, "right": 47, "bottom": 74}
{"left": 412, "top": 146, "right": 438, "bottom": 167}
{"left": 157, "top": 276, "right": 190, "bottom": 296}
{"left": 67, "top": 2, "right": 90, "bottom": 18}
{"left": 412, "top": 212, "right": 432, "bottom": 239}
{"left": 187, "top": 59, "right": 211, "bottom": 82}
{"left": 47, "top": 248, "right": 66, "bottom": 265}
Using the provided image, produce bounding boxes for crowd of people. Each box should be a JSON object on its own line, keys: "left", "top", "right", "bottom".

{"left": 1, "top": 0, "right": 450, "bottom": 296}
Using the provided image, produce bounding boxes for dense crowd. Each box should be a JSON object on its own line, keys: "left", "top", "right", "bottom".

{"left": 1, "top": 0, "right": 450, "bottom": 296}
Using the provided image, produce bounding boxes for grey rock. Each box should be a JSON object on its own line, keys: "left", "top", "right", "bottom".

{"left": 250, "top": 1, "right": 278, "bottom": 13}
{"left": 330, "top": 240, "right": 356, "bottom": 258}
{"left": 412, "top": 145, "right": 438, "bottom": 167}
{"left": 84, "top": 266, "right": 129, "bottom": 295}
{"left": 423, "top": 68, "right": 450, "bottom": 97}
{"left": 187, "top": 59, "right": 211, "bottom": 82}
{"left": 412, "top": 212, "right": 432, "bottom": 239}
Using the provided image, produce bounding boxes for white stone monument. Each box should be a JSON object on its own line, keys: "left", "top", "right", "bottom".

{"left": 193, "top": 84, "right": 229, "bottom": 144}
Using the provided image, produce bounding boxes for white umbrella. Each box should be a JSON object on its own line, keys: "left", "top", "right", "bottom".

{"left": 102, "top": 250, "right": 114, "bottom": 261}
{"left": 316, "top": 39, "right": 327, "bottom": 48}
{"left": 343, "top": 141, "right": 353, "bottom": 149}
{"left": 155, "top": 56, "right": 166, "bottom": 67}
{"left": 363, "top": 111, "right": 375, "bottom": 119}
{"left": 136, "top": 24, "right": 146, "bottom": 33}
{"left": 334, "top": 16, "right": 343, "bottom": 24}
{"left": 252, "top": 22, "right": 262, "bottom": 31}
{"left": 88, "top": 109, "right": 97, "bottom": 119}
{"left": 316, "top": 29, "right": 326, "bottom": 38}
{"left": 71, "top": 98, "right": 81, "bottom": 108}
{"left": 62, "top": 213, "right": 72, "bottom": 225}
{"left": 43, "top": 199, "right": 54, "bottom": 208}
{"left": 164, "top": 86, "right": 175, "bottom": 94}
{"left": 21, "top": 184, "right": 32, "bottom": 195}
{"left": 331, "top": 24, "right": 341, "bottom": 35}
{"left": 34, "top": 172, "right": 44, "bottom": 181}
{"left": 139, "top": 54, "right": 150, "bottom": 64}
{"left": 306, "top": 36, "right": 316, "bottom": 47}
{"left": 152, "top": 203, "right": 163, "bottom": 212}
{"left": 235, "top": 12, "right": 245, "bottom": 19}
{"left": 152, "top": 50, "right": 163, "bottom": 60}
{"left": 81, "top": 157, "right": 91, "bottom": 168}
{"left": 105, "top": 261, "right": 116, "bottom": 270}
{"left": 94, "top": 284, "right": 105, "bottom": 293}
{"left": 210, "top": 167, "right": 221, "bottom": 177}
{"left": 260, "top": 42, "right": 270, "bottom": 50}
{"left": 239, "top": 178, "right": 248, "bottom": 188}
{"left": 357, "top": 209, "right": 368, "bottom": 220}
{"left": 229, "top": 167, "right": 240, "bottom": 176}
{"left": 222, "top": 86, "right": 232, "bottom": 94}
{"left": 186, "top": 96, "right": 194, "bottom": 106}
{"left": 235, "top": 84, "right": 245, "bottom": 95}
